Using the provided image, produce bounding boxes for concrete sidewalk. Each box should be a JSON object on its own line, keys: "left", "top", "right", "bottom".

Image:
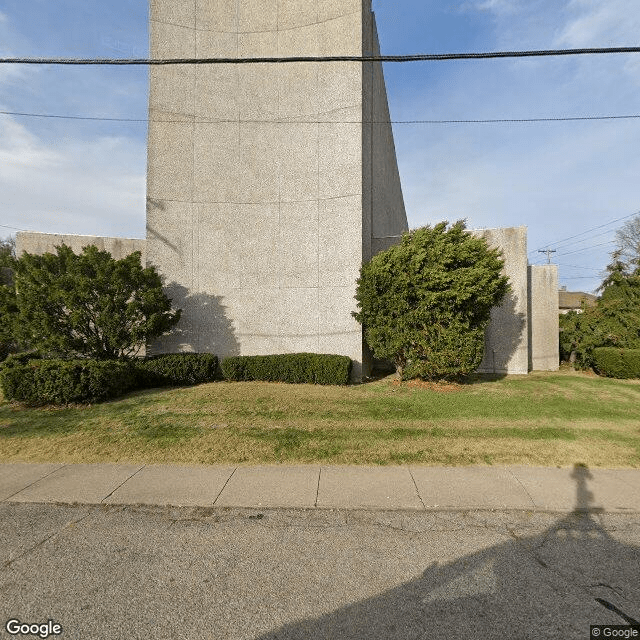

{"left": 1, "top": 462, "right": 639, "bottom": 512}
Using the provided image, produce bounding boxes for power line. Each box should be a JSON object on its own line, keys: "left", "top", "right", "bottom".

{"left": 2, "top": 109, "right": 640, "bottom": 125}
{"left": 2, "top": 46, "right": 640, "bottom": 65}
{"left": 529, "top": 211, "right": 639, "bottom": 254}
{"left": 557, "top": 240, "right": 616, "bottom": 256}
{"left": 555, "top": 263, "right": 605, "bottom": 272}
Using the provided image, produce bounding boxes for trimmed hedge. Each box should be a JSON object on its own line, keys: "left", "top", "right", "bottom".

{"left": 593, "top": 348, "right": 640, "bottom": 379}
{"left": 221, "top": 353, "right": 352, "bottom": 385}
{"left": 133, "top": 353, "right": 219, "bottom": 388}
{"left": 0, "top": 353, "right": 220, "bottom": 405}
{"left": 0, "top": 358, "right": 136, "bottom": 405}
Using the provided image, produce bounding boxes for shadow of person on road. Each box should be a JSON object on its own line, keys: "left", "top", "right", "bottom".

{"left": 255, "top": 463, "right": 640, "bottom": 640}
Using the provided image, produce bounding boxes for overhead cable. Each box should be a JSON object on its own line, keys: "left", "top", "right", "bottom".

{"left": 2, "top": 46, "right": 640, "bottom": 65}
{"left": 529, "top": 211, "right": 639, "bottom": 254}
{"left": 2, "top": 109, "right": 640, "bottom": 125}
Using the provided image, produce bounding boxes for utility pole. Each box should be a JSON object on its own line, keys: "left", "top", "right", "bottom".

{"left": 538, "top": 248, "right": 556, "bottom": 264}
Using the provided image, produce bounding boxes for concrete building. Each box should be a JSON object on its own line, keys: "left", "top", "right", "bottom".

{"left": 559, "top": 288, "right": 597, "bottom": 314}
{"left": 145, "top": 0, "right": 407, "bottom": 381}
{"left": 15, "top": 0, "right": 560, "bottom": 379}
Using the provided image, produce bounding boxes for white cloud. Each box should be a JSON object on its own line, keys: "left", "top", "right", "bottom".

{"left": 474, "top": 0, "right": 520, "bottom": 15}
{"left": 557, "top": 0, "right": 640, "bottom": 47}
{"left": 0, "top": 115, "right": 62, "bottom": 168}
{"left": 0, "top": 116, "right": 146, "bottom": 238}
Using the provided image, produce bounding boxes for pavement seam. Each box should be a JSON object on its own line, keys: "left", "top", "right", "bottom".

{"left": 407, "top": 466, "right": 426, "bottom": 510}
{"left": 100, "top": 464, "right": 147, "bottom": 503}
{"left": 211, "top": 466, "right": 238, "bottom": 506}
{"left": 1, "top": 463, "right": 68, "bottom": 503}
{"left": 315, "top": 467, "right": 321, "bottom": 508}
{"left": 506, "top": 467, "right": 537, "bottom": 509}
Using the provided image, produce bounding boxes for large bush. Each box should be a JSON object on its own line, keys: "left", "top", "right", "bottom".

{"left": 221, "top": 353, "right": 352, "bottom": 385}
{"left": 10, "top": 244, "right": 181, "bottom": 360}
{"left": 592, "top": 348, "right": 640, "bottom": 379}
{"left": 0, "top": 358, "right": 136, "bottom": 405}
{"left": 353, "top": 221, "right": 510, "bottom": 381}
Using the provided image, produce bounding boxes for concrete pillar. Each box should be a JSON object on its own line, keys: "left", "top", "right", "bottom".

{"left": 528, "top": 264, "right": 560, "bottom": 371}
{"left": 473, "top": 226, "right": 529, "bottom": 375}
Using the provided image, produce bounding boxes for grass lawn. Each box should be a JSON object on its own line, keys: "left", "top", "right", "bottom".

{"left": 1, "top": 367, "right": 639, "bottom": 467}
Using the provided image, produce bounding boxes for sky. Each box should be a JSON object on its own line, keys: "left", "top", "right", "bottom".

{"left": 1, "top": 0, "right": 640, "bottom": 293}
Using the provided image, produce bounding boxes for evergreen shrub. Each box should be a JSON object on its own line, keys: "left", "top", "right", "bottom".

{"left": 592, "top": 348, "right": 640, "bottom": 379}
{"left": 221, "top": 353, "right": 352, "bottom": 385}
{"left": 353, "top": 221, "right": 510, "bottom": 381}
{"left": 0, "top": 358, "right": 136, "bottom": 405}
{"left": 133, "top": 353, "right": 219, "bottom": 387}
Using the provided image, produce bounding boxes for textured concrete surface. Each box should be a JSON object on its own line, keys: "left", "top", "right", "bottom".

{"left": 529, "top": 264, "right": 560, "bottom": 371}
{"left": 146, "top": 0, "right": 408, "bottom": 382}
{"left": 1, "top": 503, "right": 639, "bottom": 640}
{"left": 473, "top": 226, "right": 529, "bottom": 375}
{"left": 317, "top": 465, "right": 424, "bottom": 510}
{"left": 15, "top": 232, "right": 146, "bottom": 262}
{"left": 5, "top": 464, "right": 143, "bottom": 504}
{"left": 103, "top": 465, "right": 236, "bottom": 507}
{"left": 0, "top": 463, "right": 65, "bottom": 501}
{"left": 214, "top": 465, "right": 320, "bottom": 508}
{"left": 3, "top": 463, "right": 640, "bottom": 513}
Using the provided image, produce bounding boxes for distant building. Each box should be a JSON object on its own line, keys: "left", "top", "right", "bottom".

{"left": 558, "top": 287, "right": 597, "bottom": 314}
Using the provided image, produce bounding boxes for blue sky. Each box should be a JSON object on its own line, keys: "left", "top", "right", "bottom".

{"left": 1, "top": 0, "right": 639, "bottom": 293}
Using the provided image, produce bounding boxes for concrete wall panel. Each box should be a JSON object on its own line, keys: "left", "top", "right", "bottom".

{"left": 278, "top": 0, "right": 318, "bottom": 29}
{"left": 150, "top": 0, "right": 195, "bottom": 29}
{"left": 147, "top": 121, "right": 194, "bottom": 201}
{"left": 318, "top": 0, "right": 361, "bottom": 23}
{"left": 473, "top": 226, "right": 529, "bottom": 375}
{"left": 193, "top": 122, "right": 239, "bottom": 202}
{"left": 16, "top": 233, "right": 146, "bottom": 263}
{"left": 280, "top": 201, "right": 319, "bottom": 289}
{"left": 318, "top": 122, "right": 362, "bottom": 198}
{"left": 319, "top": 196, "right": 363, "bottom": 288}
{"left": 278, "top": 123, "right": 319, "bottom": 201}
{"left": 238, "top": 0, "right": 278, "bottom": 32}
{"left": 529, "top": 265, "right": 560, "bottom": 371}
{"left": 196, "top": 0, "right": 237, "bottom": 33}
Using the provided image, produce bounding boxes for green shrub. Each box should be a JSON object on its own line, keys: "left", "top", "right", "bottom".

{"left": 352, "top": 221, "right": 510, "bottom": 381}
{"left": 0, "top": 358, "right": 136, "bottom": 405}
{"left": 134, "top": 353, "right": 219, "bottom": 388}
{"left": 221, "top": 353, "right": 352, "bottom": 385}
{"left": 593, "top": 348, "right": 640, "bottom": 379}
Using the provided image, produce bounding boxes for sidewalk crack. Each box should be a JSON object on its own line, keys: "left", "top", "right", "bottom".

{"left": 100, "top": 464, "right": 146, "bottom": 503}
{"left": 1, "top": 463, "right": 68, "bottom": 503}
{"left": 211, "top": 467, "right": 237, "bottom": 506}
{"left": 407, "top": 466, "right": 426, "bottom": 510}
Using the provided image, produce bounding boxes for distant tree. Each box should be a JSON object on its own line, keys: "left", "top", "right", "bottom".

{"left": 0, "top": 236, "right": 16, "bottom": 266}
{"left": 613, "top": 214, "right": 640, "bottom": 274}
{"left": 0, "top": 236, "right": 18, "bottom": 360}
{"left": 13, "top": 244, "right": 181, "bottom": 359}
{"left": 560, "top": 262, "right": 640, "bottom": 368}
{"left": 353, "top": 221, "right": 510, "bottom": 381}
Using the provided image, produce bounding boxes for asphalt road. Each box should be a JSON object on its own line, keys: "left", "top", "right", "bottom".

{"left": 1, "top": 503, "right": 639, "bottom": 640}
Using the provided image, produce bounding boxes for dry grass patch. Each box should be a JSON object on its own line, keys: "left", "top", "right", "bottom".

{"left": 1, "top": 369, "right": 639, "bottom": 467}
